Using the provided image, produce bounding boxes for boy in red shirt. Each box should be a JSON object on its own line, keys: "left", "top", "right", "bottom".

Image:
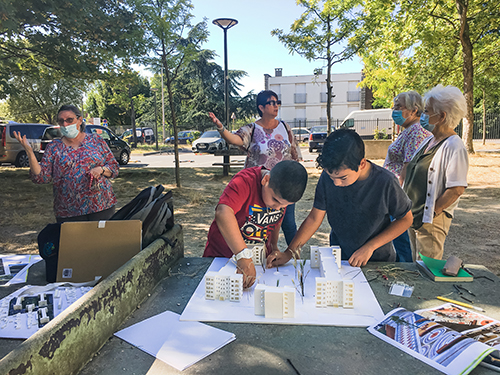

{"left": 204, "top": 160, "right": 308, "bottom": 288}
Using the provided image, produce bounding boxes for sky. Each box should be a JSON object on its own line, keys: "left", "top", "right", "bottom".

{"left": 140, "top": 0, "right": 363, "bottom": 96}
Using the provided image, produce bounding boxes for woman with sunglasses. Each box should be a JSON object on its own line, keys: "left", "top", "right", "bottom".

{"left": 14, "top": 105, "right": 119, "bottom": 223}
{"left": 209, "top": 90, "right": 302, "bottom": 246}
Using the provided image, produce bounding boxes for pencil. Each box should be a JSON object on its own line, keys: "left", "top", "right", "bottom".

{"left": 436, "top": 296, "right": 486, "bottom": 312}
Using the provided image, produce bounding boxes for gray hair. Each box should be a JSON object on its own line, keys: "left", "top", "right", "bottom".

{"left": 424, "top": 85, "right": 466, "bottom": 129}
{"left": 393, "top": 91, "right": 424, "bottom": 116}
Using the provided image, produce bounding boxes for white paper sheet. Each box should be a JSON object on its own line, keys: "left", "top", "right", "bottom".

{"left": 180, "top": 257, "right": 384, "bottom": 327}
{"left": 114, "top": 310, "right": 236, "bottom": 371}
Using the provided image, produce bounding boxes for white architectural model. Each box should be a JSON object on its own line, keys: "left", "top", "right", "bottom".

{"left": 250, "top": 244, "right": 266, "bottom": 266}
{"left": 205, "top": 272, "right": 243, "bottom": 302}
{"left": 311, "top": 246, "right": 355, "bottom": 309}
{"left": 254, "top": 285, "right": 295, "bottom": 319}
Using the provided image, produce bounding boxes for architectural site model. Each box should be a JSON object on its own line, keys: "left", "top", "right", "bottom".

{"left": 204, "top": 245, "right": 355, "bottom": 319}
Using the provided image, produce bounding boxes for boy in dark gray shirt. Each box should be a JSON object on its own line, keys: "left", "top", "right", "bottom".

{"left": 267, "top": 128, "right": 413, "bottom": 268}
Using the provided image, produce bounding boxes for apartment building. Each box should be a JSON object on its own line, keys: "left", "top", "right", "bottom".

{"left": 264, "top": 68, "right": 372, "bottom": 127}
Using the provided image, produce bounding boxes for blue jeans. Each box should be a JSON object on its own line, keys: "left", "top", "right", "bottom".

{"left": 281, "top": 203, "right": 297, "bottom": 246}
{"left": 393, "top": 229, "right": 413, "bottom": 262}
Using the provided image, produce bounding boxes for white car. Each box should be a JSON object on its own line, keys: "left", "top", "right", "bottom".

{"left": 291, "top": 127, "right": 310, "bottom": 142}
{"left": 191, "top": 130, "right": 227, "bottom": 153}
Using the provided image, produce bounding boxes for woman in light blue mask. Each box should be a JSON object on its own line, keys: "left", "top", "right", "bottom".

{"left": 14, "top": 105, "right": 119, "bottom": 222}
{"left": 403, "top": 85, "right": 469, "bottom": 260}
{"left": 383, "top": 91, "right": 432, "bottom": 262}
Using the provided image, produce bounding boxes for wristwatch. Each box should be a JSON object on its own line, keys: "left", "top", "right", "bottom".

{"left": 232, "top": 248, "right": 253, "bottom": 261}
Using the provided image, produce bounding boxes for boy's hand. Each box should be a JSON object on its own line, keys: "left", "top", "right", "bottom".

{"left": 348, "top": 246, "right": 374, "bottom": 267}
{"left": 266, "top": 250, "right": 293, "bottom": 269}
{"left": 236, "top": 258, "right": 256, "bottom": 288}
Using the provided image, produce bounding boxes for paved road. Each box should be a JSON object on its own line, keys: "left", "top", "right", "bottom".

{"left": 123, "top": 147, "right": 320, "bottom": 169}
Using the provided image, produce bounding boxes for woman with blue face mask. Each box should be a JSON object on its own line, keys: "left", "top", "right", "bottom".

{"left": 383, "top": 91, "right": 432, "bottom": 262}
{"left": 14, "top": 105, "right": 119, "bottom": 222}
{"left": 403, "top": 85, "right": 469, "bottom": 260}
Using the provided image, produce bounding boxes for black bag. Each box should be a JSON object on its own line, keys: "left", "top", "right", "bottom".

{"left": 37, "top": 223, "right": 62, "bottom": 282}
{"left": 110, "top": 185, "right": 174, "bottom": 247}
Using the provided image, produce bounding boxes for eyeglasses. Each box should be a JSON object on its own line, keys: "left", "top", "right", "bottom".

{"left": 265, "top": 100, "right": 281, "bottom": 106}
{"left": 57, "top": 117, "right": 78, "bottom": 125}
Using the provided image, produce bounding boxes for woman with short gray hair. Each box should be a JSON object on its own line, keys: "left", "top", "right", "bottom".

{"left": 403, "top": 85, "right": 468, "bottom": 260}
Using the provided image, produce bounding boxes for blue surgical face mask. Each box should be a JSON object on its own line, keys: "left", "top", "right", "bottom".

{"left": 391, "top": 110, "right": 406, "bottom": 126}
{"left": 420, "top": 113, "right": 435, "bottom": 132}
{"left": 60, "top": 123, "right": 80, "bottom": 139}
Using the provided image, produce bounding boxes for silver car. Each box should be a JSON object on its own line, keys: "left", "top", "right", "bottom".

{"left": 191, "top": 130, "right": 227, "bottom": 153}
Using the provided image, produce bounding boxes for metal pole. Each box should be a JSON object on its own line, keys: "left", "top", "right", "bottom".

{"left": 223, "top": 28, "right": 230, "bottom": 131}
{"left": 161, "top": 67, "right": 166, "bottom": 141}
{"left": 154, "top": 91, "right": 158, "bottom": 150}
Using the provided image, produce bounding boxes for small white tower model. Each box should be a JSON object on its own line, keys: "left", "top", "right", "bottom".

{"left": 254, "top": 285, "right": 295, "bottom": 318}
{"left": 312, "top": 246, "right": 355, "bottom": 309}
{"left": 250, "top": 244, "right": 266, "bottom": 266}
{"left": 205, "top": 272, "right": 243, "bottom": 302}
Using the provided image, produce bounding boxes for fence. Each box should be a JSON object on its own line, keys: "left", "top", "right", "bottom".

{"left": 289, "top": 114, "right": 500, "bottom": 140}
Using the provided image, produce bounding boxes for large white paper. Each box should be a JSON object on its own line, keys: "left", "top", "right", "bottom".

{"left": 180, "top": 257, "right": 384, "bottom": 327}
{"left": 114, "top": 310, "right": 236, "bottom": 371}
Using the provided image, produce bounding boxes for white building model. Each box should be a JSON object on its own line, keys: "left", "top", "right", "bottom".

{"left": 310, "top": 246, "right": 355, "bottom": 309}
{"left": 205, "top": 272, "right": 243, "bottom": 302}
{"left": 254, "top": 285, "right": 295, "bottom": 319}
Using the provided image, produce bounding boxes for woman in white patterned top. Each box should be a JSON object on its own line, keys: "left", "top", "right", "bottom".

{"left": 209, "top": 90, "right": 302, "bottom": 246}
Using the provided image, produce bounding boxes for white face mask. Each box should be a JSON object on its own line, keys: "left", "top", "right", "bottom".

{"left": 60, "top": 123, "right": 80, "bottom": 139}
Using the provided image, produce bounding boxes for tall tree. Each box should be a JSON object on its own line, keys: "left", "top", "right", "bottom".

{"left": 359, "top": 0, "right": 500, "bottom": 153}
{"left": 134, "top": 0, "right": 207, "bottom": 187}
{"left": 0, "top": 0, "right": 144, "bottom": 98}
{"left": 272, "top": 0, "right": 377, "bottom": 134}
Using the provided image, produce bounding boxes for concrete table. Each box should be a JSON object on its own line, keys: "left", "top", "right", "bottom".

{"left": 79, "top": 259, "right": 500, "bottom": 375}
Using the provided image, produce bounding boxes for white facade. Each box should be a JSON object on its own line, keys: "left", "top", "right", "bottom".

{"left": 205, "top": 272, "right": 243, "bottom": 302}
{"left": 254, "top": 285, "right": 296, "bottom": 319}
{"left": 311, "top": 246, "right": 355, "bottom": 309}
{"left": 265, "top": 70, "right": 368, "bottom": 126}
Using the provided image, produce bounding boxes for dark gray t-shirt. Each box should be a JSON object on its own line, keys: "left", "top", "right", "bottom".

{"left": 314, "top": 162, "right": 412, "bottom": 261}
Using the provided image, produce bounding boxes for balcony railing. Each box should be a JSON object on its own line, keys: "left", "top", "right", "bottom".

{"left": 347, "top": 91, "right": 360, "bottom": 102}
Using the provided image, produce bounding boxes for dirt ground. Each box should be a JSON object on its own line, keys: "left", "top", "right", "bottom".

{"left": 1, "top": 141, "right": 499, "bottom": 275}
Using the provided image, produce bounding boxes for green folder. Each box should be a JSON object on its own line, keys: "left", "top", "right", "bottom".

{"left": 417, "top": 253, "right": 473, "bottom": 282}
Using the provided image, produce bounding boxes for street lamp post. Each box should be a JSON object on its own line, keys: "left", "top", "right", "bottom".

{"left": 151, "top": 88, "right": 159, "bottom": 150}
{"left": 213, "top": 18, "right": 238, "bottom": 132}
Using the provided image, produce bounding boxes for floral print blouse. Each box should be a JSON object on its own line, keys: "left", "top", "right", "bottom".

{"left": 31, "top": 133, "right": 119, "bottom": 218}
{"left": 384, "top": 122, "right": 432, "bottom": 178}
{"left": 235, "top": 121, "right": 302, "bottom": 170}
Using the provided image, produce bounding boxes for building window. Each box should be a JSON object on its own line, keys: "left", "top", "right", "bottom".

{"left": 294, "top": 93, "right": 307, "bottom": 103}
{"left": 320, "top": 92, "right": 328, "bottom": 103}
{"left": 347, "top": 91, "right": 360, "bottom": 102}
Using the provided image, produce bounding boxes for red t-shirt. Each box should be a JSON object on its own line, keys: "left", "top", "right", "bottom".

{"left": 203, "top": 166, "right": 285, "bottom": 258}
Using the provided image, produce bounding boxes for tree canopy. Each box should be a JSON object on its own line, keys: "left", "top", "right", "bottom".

{"left": 0, "top": 0, "right": 144, "bottom": 98}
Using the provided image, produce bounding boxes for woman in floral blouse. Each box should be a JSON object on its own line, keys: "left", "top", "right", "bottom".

{"left": 208, "top": 90, "right": 302, "bottom": 246}
{"left": 14, "top": 105, "right": 119, "bottom": 222}
{"left": 383, "top": 91, "right": 431, "bottom": 262}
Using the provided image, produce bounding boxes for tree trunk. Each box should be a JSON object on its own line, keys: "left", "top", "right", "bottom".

{"left": 456, "top": 0, "right": 474, "bottom": 154}
{"left": 482, "top": 88, "right": 486, "bottom": 145}
{"left": 326, "top": 17, "right": 332, "bottom": 134}
{"left": 163, "top": 59, "right": 181, "bottom": 188}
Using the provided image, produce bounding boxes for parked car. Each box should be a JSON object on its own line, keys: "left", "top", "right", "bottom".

{"left": 0, "top": 121, "right": 52, "bottom": 167}
{"left": 191, "top": 130, "right": 227, "bottom": 153}
{"left": 41, "top": 124, "right": 131, "bottom": 165}
{"left": 308, "top": 125, "right": 329, "bottom": 152}
{"left": 177, "top": 130, "right": 200, "bottom": 144}
{"left": 120, "top": 127, "right": 155, "bottom": 145}
{"left": 341, "top": 109, "right": 393, "bottom": 139}
{"left": 291, "top": 127, "right": 310, "bottom": 142}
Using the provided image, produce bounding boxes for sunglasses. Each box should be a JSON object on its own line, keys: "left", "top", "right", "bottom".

{"left": 265, "top": 100, "right": 281, "bottom": 106}
{"left": 57, "top": 117, "right": 78, "bottom": 125}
